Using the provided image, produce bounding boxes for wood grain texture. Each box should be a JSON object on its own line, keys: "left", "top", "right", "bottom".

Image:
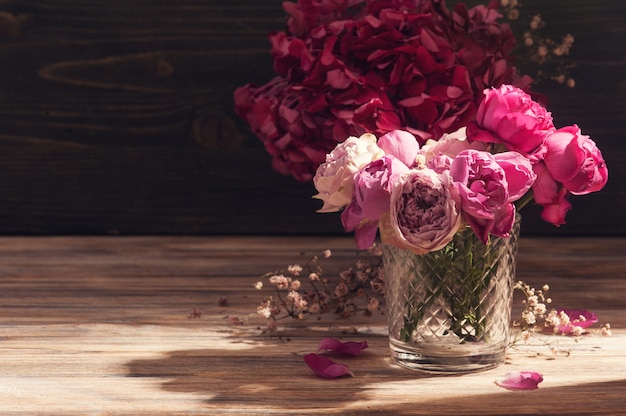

{"left": 0, "top": 0, "right": 624, "bottom": 235}
{"left": 0, "top": 236, "right": 624, "bottom": 415}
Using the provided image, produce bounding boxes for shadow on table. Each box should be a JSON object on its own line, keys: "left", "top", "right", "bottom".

{"left": 125, "top": 340, "right": 626, "bottom": 414}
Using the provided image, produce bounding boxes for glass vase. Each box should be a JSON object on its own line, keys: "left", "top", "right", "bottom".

{"left": 382, "top": 218, "right": 520, "bottom": 373}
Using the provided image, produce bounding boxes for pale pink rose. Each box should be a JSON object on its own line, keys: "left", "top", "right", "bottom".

{"left": 420, "top": 127, "right": 486, "bottom": 172}
{"left": 450, "top": 149, "right": 534, "bottom": 243}
{"left": 379, "top": 169, "right": 462, "bottom": 255}
{"left": 376, "top": 130, "right": 420, "bottom": 168}
{"left": 313, "top": 133, "right": 383, "bottom": 212}
{"left": 543, "top": 125, "right": 608, "bottom": 195}
{"left": 469, "top": 85, "right": 555, "bottom": 155}
{"left": 341, "top": 156, "right": 410, "bottom": 249}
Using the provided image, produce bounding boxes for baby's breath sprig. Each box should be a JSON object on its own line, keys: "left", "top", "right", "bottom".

{"left": 254, "top": 247, "right": 385, "bottom": 333}
{"left": 499, "top": 0, "right": 577, "bottom": 88}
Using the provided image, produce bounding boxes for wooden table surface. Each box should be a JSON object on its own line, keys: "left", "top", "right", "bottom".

{"left": 0, "top": 236, "right": 624, "bottom": 415}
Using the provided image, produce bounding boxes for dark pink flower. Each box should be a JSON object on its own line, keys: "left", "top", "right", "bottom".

{"left": 303, "top": 353, "right": 355, "bottom": 378}
{"left": 495, "top": 371, "right": 543, "bottom": 390}
{"left": 341, "top": 155, "right": 410, "bottom": 249}
{"left": 543, "top": 125, "right": 608, "bottom": 195}
{"left": 556, "top": 309, "right": 598, "bottom": 334}
{"left": 468, "top": 85, "right": 554, "bottom": 155}
{"left": 317, "top": 337, "right": 369, "bottom": 356}
{"left": 450, "top": 149, "right": 534, "bottom": 243}
{"left": 531, "top": 163, "right": 572, "bottom": 227}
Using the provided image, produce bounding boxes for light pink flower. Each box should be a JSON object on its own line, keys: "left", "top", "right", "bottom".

{"left": 380, "top": 169, "right": 462, "bottom": 255}
{"left": 341, "top": 156, "right": 410, "bottom": 249}
{"left": 469, "top": 85, "right": 555, "bottom": 155}
{"left": 543, "top": 125, "right": 608, "bottom": 195}
{"left": 317, "top": 338, "right": 368, "bottom": 357}
{"left": 420, "top": 127, "right": 487, "bottom": 172}
{"left": 377, "top": 130, "right": 421, "bottom": 168}
{"left": 450, "top": 149, "right": 534, "bottom": 243}
{"left": 495, "top": 371, "right": 543, "bottom": 390}
{"left": 313, "top": 133, "right": 383, "bottom": 212}
{"left": 303, "top": 353, "right": 354, "bottom": 378}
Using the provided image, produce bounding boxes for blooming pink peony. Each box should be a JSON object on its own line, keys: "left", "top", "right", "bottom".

{"left": 420, "top": 127, "right": 486, "bottom": 172}
{"left": 531, "top": 163, "right": 572, "bottom": 226}
{"left": 543, "top": 125, "right": 608, "bottom": 195}
{"left": 377, "top": 130, "right": 421, "bottom": 168}
{"left": 341, "top": 156, "right": 410, "bottom": 249}
{"left": 313, "top": 133, "right": 383, "bottom": 212}
{"left": 468, "top": 84, "right": 555, "bottom": 155}
{"left": 380, "top": 169, "right": 462, "bottom": 255}
{"left": 449, "top": 149, "right": 534, "bottom": 243}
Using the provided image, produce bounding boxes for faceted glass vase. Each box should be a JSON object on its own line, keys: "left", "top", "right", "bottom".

{"left": 382, "top": 219, "right": 520, "bottom": 373}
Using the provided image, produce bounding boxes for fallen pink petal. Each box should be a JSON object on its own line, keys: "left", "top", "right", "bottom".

{"left": 557, "top": 309, "right": 598, "bottom": 333}
{"left": 303, "top": 353, "right": 355, "bottom": 378}
{"left": 317, "top": 338, "right": 368, "bottom": 357}
{"left": 495, "top": 371, "right": 543, "bottom": 390}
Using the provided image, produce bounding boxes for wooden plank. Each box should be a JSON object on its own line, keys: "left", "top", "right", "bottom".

{"left": 0, "top": 236, "right": 624, "bottom": 414}
{"left": 0, "top": 0, "right": 624, "bottom": 235}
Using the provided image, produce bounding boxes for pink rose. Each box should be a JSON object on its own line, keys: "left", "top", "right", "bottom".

{"left": 313, "top": 133, "right": 383, "bottom": 212}
{"left": 450, "top": 149, "right": 534, "bottom": 243}
{"left": 342, "top": 156, "right": 410, "bottom": 249}
{"left": 543, "top": 125, "right": 608, "bottom": 195}
{"left": 379, "top": 169, "right": 462, "bottom": 255}
{"left": 468, "top": 85, "right": 555, "bottom": 155}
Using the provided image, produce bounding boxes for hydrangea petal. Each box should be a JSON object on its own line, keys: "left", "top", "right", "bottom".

{"left": 495, "top": 371, "right": 543, "bottom": 390}
{"left": 317, "top": 337, "right": 369, "bottom": 357}
{"left": 303, "top": 353, "right": 354, "bottom": 378}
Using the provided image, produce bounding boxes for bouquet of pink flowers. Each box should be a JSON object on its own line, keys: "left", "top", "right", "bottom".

{"left": 235, "top": 0, "right": 533, "bottom": 182}
{"left": 313, "top": 84, "right": 608, "bottom": 252}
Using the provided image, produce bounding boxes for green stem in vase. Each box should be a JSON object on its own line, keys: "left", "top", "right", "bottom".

{"left": 398, "top": 226, "right": 506, "bottom": 344}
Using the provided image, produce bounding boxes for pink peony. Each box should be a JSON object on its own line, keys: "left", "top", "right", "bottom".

{"left": 341, "top": 155, "right": 410, "bottom": 249}
{"left": 380, "top": 169, "right": 462, "bottom": 255}
{"left": 543, "top": 125, "right": 608, "bottom": 195}
{"left": 420, "top": 127, "right": 487, "bottom": 172}
{"left": 468, "top": 85, "right": 555, "bottom": 155}
{"left": 377, "top": 130, "right": 421, "bottom": 168}
{"left": 313, "top": 133, "right": 383, "bottom": 212}
{"left": 531, "top": 162, "right": 572, "bottom": 226}
{"left": 450, "top": 149, "right": 534, "bottom": 243}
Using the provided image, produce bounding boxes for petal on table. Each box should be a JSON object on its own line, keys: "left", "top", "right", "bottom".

{"left": 495, "top": 371, "right": 543, "bottom": 390}
{"left": 304, "top": 353, "right": 355, "bottom": 378}
{"left": 317, "top": 337, "right": 368, "bottom": 357}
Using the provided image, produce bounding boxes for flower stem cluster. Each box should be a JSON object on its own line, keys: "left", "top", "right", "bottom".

{"left": 255, "top": 248, "right": 384, "bottom": 333}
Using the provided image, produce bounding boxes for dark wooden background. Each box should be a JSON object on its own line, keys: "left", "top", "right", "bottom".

{"left": 0, "top": 0, "right": 624, "bottom": 236}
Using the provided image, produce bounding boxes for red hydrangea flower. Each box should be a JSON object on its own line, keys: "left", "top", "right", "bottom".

{"left": 235, "top": 0, "right": 528, "bottom": 182}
